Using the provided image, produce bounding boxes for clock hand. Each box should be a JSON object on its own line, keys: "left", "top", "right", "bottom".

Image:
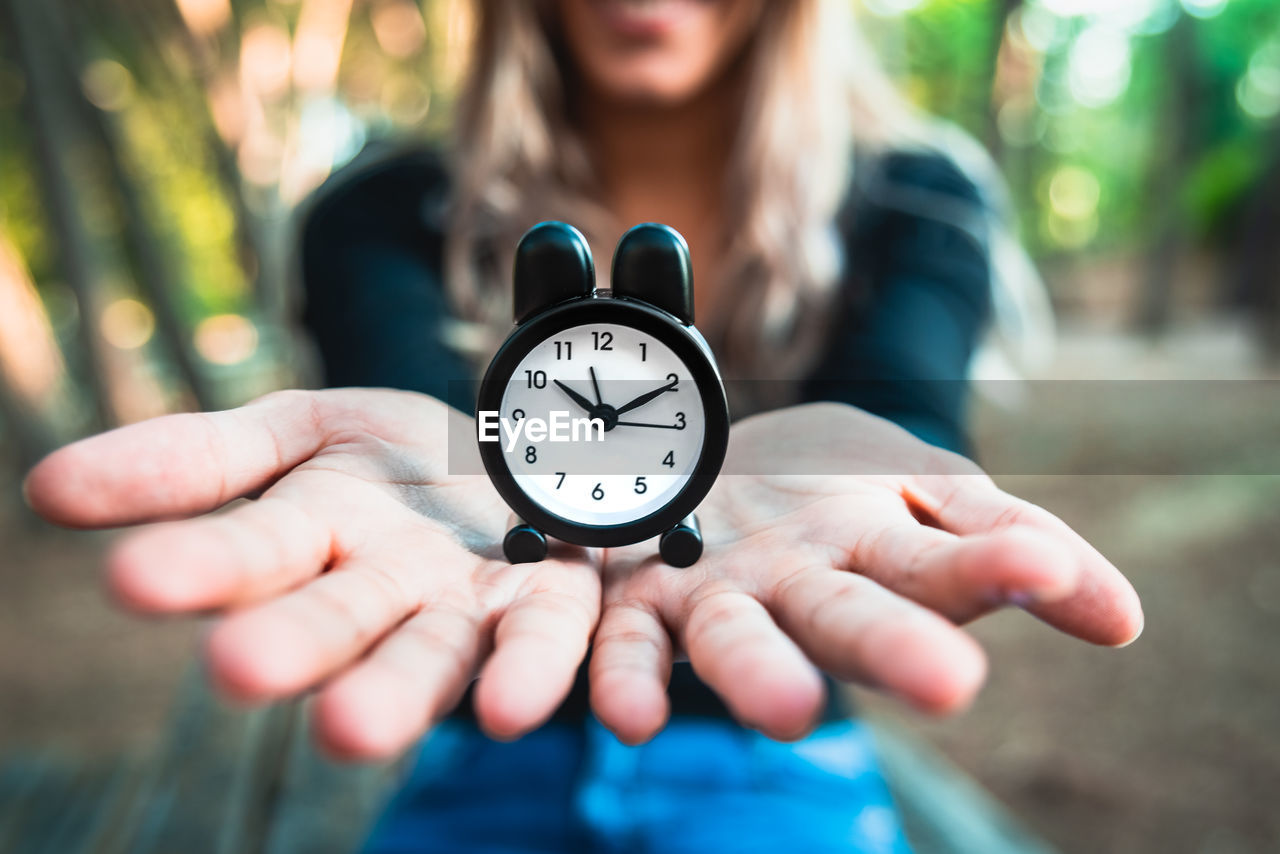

{"left": 615, "top": 420, "right": 683, "bottom": 430}
{"left": 552, "top": 379, "right": 597, "bottom": 415}
{"left": 613, "top": 379, "right": 678, "bottom": 417}
{"left": 589, "top": 366, "right": 603, "bottom": 406}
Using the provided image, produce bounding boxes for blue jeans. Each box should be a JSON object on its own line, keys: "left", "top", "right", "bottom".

{"left": 362, "top": 717, "right": 912, "bottom": 854}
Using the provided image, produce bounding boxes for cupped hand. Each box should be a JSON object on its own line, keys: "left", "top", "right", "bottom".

{"left": 589, "top": 403, "right": 1143, "bottom": 744}
{"left": 24, "top": 389, "right": 601, "bottom": 759}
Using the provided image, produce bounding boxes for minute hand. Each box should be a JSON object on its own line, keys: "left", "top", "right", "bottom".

{"left": 613, "top": 379, "right": 678, "bottom": 416}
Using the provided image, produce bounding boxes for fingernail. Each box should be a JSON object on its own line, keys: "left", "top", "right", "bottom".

{"left": 1113, "top": 613, "right": 1145, "bottom": 648}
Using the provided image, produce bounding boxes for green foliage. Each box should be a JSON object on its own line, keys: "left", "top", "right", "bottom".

{"left": 2, "top": 0, "right": 1279, "bottom": 427}
{"left": 875, "top": 0, "right": 1280, "bottom": 257}
{"left": 897, "top": 0, "right": 1003, "bottom": 138}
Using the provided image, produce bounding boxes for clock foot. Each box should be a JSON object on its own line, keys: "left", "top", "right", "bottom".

{"left": 659, "top": 514, "right": 703, "bottom": 568}
{"left": 504, "top": 522, "right": 548, "bottom": 564}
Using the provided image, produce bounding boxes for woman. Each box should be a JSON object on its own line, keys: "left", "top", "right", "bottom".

{"left": 25, "top": 1, "right": 1142, "bottom": 851}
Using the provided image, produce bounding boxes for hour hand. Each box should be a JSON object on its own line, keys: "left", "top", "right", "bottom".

{"left": 553, "top": 379, "right": 597, "bottom": 414}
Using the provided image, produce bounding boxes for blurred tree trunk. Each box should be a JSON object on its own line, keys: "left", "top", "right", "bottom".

{"left": 0, "top": 375, "right": 53, "bottom": 473}
{"left": 1135, "top": 13, "right": 1202, "bottom": 336}
{"left": 983, "top": 0, "right": 1023, "bottom": 163}
{"left": 1230, "top": 119, "right": 1280, "bottom": 359}
{"left": 125, "top": 0, "right": 267, "bottom": 320}
{"left": 0, "top": 230, "right": 67, "bottom": 466}
{"left": 2, "top": 0, "right": 118, "bottom": 428}
{"left": 49, "top": 0, "right": 221, "bottom": 411}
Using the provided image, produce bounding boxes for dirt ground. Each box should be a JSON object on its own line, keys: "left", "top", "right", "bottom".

{"left": 1, "top": 321, "right": 1278, "bottom": 853}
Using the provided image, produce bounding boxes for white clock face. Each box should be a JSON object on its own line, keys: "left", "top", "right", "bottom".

{"left": 496, "top": 322, "right": 706, "bottom": 527}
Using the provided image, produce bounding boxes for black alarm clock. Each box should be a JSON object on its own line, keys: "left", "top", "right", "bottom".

{"left": 475, "top": 222, "right": 729, "bottom": 568}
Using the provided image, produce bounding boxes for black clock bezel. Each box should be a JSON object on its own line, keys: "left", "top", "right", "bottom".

{"left": 476, "top": 296, "right": 730, "bottom": 548}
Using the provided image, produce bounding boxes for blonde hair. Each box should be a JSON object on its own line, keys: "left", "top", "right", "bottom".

{"left": 441, "top": 0, "right": 1047, "bottom": 390}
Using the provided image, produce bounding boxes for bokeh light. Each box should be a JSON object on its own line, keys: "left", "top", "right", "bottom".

{"left": 381, "top": 72, "right": 432, "bottom": 125}
{"left": 372, "top": 0, "right": 428, "bottom": 59}
{"left": 194, "top": 314, "right": 259, "bottom": 365}
{"left": 1041, "top": 165, "right": 1102, "bottom": 250}
{"left": 100, "top": 298, "right": 155, "bottom": 351}
{"left": 1182, "top": 0, "right": 1230, "bottom": 20}
{"left": 240, "top": 22, "right": 293, "bottom": 98}
{"left": 1237, "top": 41, "right": 1280, "bottom": 120}
{"left": 1048, "top": 165, "right": 1102, "bottom": 222}
{"left": 997, "top": 95, "right": 1044, "bottom": 148}
{"left": 1067, "top": 25, "right": 1132, "bottom": 109}
{"left": 174, "top": 0, "right": 231, "bottom": 37}
{"left": 863, "top": 0, "right": 926, "bottom": 19}
{"left": 81, "top": 60, "right": 135, "bottom": 112}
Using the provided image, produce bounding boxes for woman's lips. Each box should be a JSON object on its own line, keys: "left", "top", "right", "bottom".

{"left": 590, "top": 0, "right": 707, "bottom": 40}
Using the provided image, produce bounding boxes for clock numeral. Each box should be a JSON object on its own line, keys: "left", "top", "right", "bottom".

{"left": 639, "top": 342, "right": 647, "bottom": 362}
{"left": 555, "top": 472, "right": 566, "bottom": 489}
{"left": 634, "top": 476, "right": 647, "bottom": 495}
{"left": 511, "top": 408, "right": 525, "bottom": 421}
{"left": 674, "top": 412, "right": 686, "bottom": 430}
{"left": 554, "top": 341, "right": 572, "bottom": 360}
{"left": 592, "top": 331, "right": 613, "bottom": 351}
{"left": 525, "top": 445, "right": 537, "bottom": 464}
{"left": 666, "top": 373, "right": 679, "bottom": 389}
{"left": 662, "top": 451, "right": 675, "bottom": 469}
{"left": 525, "top": 370, "right": 547, "bottom": 389}
{"left": 592, "top": 483, "right": 605, "bottom": 501}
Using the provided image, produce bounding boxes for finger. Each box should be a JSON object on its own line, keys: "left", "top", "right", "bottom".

{"left": 915, "top": 477, "right": 1144, "bottom": 647}
{"left": 844, "top": 521, "right": 1080, "bottom": 623}
{"left": 23, "top": 390, "right": 331, "bottom": 528}
{"left": 589, "top": 598, "right": 672, "bottom": 745}
{"left": 205, "top": 553, "right": 427, "bottom": 702}
{"left": 768, "top": 567, "right": 988, "bottom": 714}
{"left": 314, "top": 606, "right": 484, "bottom": 760}
{"left": 472, "top": 572, "right": 599, "bottom": 741}
{"left": 106, "top": 497, "right": 332, "bottom": 613}
{"left": 677, "top": 586, "right": 825, "bottom": 741}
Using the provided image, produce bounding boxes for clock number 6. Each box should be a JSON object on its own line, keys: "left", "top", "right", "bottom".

{"left": 592, "top": 483, "right": 605, "bottom": 501}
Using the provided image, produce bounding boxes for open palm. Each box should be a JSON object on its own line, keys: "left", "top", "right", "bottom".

{"left": 589, "top": 404, "right": 1143, "bottom": 744}
{"left": 27, "top": 393, "right": 1141, "bottom": 758}
{"left": 24, "top": 389, "right": 600, "bottom": 759}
